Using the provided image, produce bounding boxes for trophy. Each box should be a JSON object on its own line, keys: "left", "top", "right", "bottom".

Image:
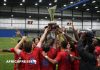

{"left": 48, "top": 5, "right": 57, "bottom": 21}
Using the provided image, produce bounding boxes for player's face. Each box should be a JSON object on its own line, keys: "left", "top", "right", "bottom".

{"left": 35, "top": 38, "right": 39, "bottom": 45}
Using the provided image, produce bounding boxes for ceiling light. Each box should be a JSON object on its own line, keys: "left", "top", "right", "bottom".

{"left": 20, "top": 3, "right": 23, "bottom": 6}
{"left": 58, "top": 18, "right": 61, "bottom": 19}
{"left": 29, "top": 16, "right": 31, "bottom": 18}
{"left": 54, "top": 0, "right": 57, "bottom": 3}
{"left": 41, "top": 19, "right": 43, "bottom": 20}
{"left": 63, "top": 4, "right": 67, "bottom": 7}
{"left": 3, "top": 3, "right": 6, "bottom": 5}
{"left": 11, "top": 15, "right": 14, "bottom": 17}
{"left": 97, "top": 11, "right": 100, "bottom": 13}
{"left": 70, "top": 1, "right": 74, "bottom": 4}
{"left": 45, "top": 17, "right": 47, "bottom": 19}
{"left": 49, "top": 3, "right": 52, "bottom": 6}
{"left": 92, "top": 0, "right": 96, "bottom": 3}
{"left": 86, "top": 9, "right": 90, "bottom": 11}
{"left": 35, "top": 3, "right": 38, "bottom": 6}
{"left": 83, "top": 4, "right": 86, "bottom": 6}
{"left": 22, "top": 0, "right": 25, "bottom": 2}
{"left": 4, "top": 0, "right": 7, "bottom": 2}
{"left": 39, "top": 0, "right": 42, "bottom": 3}
{"left": 95, "top": 6, "right": 98, "bottom": 9}
{"left": 97, "top": 19, "right": 99, "bottom": 21}
{"left": 75, "top": 7, "right": 78, "bottom": 9}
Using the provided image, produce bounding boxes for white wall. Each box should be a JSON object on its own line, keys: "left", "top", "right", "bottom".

{"left": 0, "top": 6, "right": 100, "bottom": 30}
{"left": 0, "top": 18, "right": 100, "bottom": 30}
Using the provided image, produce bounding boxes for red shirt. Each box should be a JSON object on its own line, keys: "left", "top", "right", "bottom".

{"left": 40, "top": 47, "right": 57, "bottom": 70}
{"left": 66, "top": 43, "right": 80, "bottom": 70}
{"left": 55, "top": 50, "right": 71, "bottom": 70}
{"left": 19, "top": 47, "right": 40, "bottom": 70}
{"left": 10, "top": 48, "right": 20, "bottom": 70}
{"left": 71, "top": 51, "right": 79, "bottom": 70}
{"left": 95, "top": 46, "right": 100, "bottom": 66}
{"left": 72, "top": 44, "right": 80, "bottom": 70}
{"left": 95, "top": 46, "right": 100, "bottom": 56}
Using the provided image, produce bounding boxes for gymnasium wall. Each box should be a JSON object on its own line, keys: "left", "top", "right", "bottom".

{"left": 0, "top": 18, "right": 100, "bottom": 30}
{"left": 0, "top": 6, "right": 100, "bottom": 30}
{"left": 0, "top": 29, "right": 24, "bottom": 37}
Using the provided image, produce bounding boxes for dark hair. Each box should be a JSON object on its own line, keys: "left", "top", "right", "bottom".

{"left": 32, "top": 37, "right": 40, "bottom": 42}
{"left": 17, "top": 39, "right": 21, "bottom": 43}
{"left": 32, "top": 38, "right": 35, "bottom": 42}
{"left": 23, "top": 41, "right": 32, "bottom": 53}
{"left": 85, "top": 31, "right": 95, "bottom": 53}
{"left": 42, "top": 44, "right": 50, "bottom": 53}
{"left": 70, "top": 42, "right": 75, "bottom": 51}
{"left": 86, "top": 31, "right": 94, "bottom": 39}
{"left": 61, "top": 41, "right": 67, "bottom": 49}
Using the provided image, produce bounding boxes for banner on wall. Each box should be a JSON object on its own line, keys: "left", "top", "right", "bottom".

{"left": 27, "top": 21, "right": 33, "bottom": 24}
{"left": 67, "top": 22, "right": 72, "bottom": 26}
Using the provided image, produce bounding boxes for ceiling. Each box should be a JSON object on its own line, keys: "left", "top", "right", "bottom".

{"left": 0, "top": 0, "right": 99, "bottom": 10}
{"left": 0, "top": 0, "right": 100, "bottom": 18}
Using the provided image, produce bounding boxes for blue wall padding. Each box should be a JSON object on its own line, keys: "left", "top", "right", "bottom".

{"left": 0, "top": 29, "right": 24, "bottom": 37}
{"left": 60, "top": 0, "right": 89, "bottom": 11}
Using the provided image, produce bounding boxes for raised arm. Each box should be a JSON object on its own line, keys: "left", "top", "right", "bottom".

{"left": 63, "top": 32, "right": 76, "bottom": 43}
{"left": 71, "top": 22, "right": 79, "bottom": 41}
{"left": 14, "top": 36, "right": 27, "bottom": 54}
{"left": 42, "top": 51, "right": 58, "bottom": 64}
{"left": 37, "top": 28, "right": 49, "bottom": 48}
{"left": 0, "top": 49, "right": 11, "bottom": 52}
{"left": 59, "top": 27, "right": 77, "bottom": 43}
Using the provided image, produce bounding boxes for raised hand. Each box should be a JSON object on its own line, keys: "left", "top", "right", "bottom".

{"left": 21, "top": 36, "right": 27, "bottom": 42}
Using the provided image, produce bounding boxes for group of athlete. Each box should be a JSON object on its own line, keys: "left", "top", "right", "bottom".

{"left": 0, "top": 22, "right": 100, "bottom": 70}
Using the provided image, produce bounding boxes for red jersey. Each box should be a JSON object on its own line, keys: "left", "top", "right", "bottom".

{"left": 55, "top": 51, "right": 71, "bottom": 70}
{"left": 71, "top": 51, "right": 79, "bottom": 70}
{"left": 19, "top": 47, "right": 40, "bottom": 70}
{"left": 72, "top": 44, "right": 80, "bottom": 70}
{"left": 40, "top": 47, "right": 57, "bottom": 70}
{"left": 66, "top": 42, "right": 80, "bottom": 70}
{"left": 10, "top": 48, "right": 20, "bottom": 70}
{"left": 95, "top": 46, "right": 100, "bottom": 56}
{"left": 95, "top": 46, "right": 100, "bottom": 66}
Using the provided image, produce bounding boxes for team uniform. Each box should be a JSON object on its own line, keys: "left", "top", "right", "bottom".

{"left": 18, "top": 47, "right": 40, "bottom": 70}
{"left": 67, "top": 42, "right": 80, "bottom": 70}
{"left": 72, "top": 44, "right": 80, "bottom": 70}
{"left": 40, "top": 47, "right": 57, "bottom": 70}
{"left": 70, "top": 51, "right": 79, "bottom": 70}
{"left": 55, "top": 50, "right": 71, "bottom": 70}
{"left": 10, "top": 48, "right": 21, "bottom": 70}
{"left": 95, "top": 46, "right": 100, "bottom": 67}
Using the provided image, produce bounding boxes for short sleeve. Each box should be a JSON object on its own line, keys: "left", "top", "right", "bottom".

{"left": 95, "top": 46, "right": 100, "bottom": 56}
{"left": 55, "top": 52, "right": 62, "bottom": 63}
{"left": 19, "top": 51, "right": 24, "bottom": 58}
{"left": 16, "top": 49, "right": 22, "bottom": 55}
{"left": 10, "top": 48, "right": 15, "bottom": 52}
{"left": 34, "top": 47, "right": 42, "bottom": 54}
